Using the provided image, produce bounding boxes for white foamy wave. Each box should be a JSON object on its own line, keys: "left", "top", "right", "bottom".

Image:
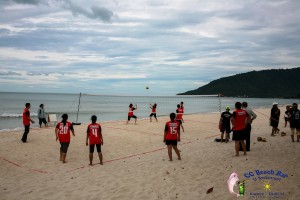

{"left": 0, "top": 127, "right": 23, "bottom": 133}
{"left": 0, "top": 112, "right": 38, "bottom": 118}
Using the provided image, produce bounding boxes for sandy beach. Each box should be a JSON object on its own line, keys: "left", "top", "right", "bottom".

{"left": 0, "top": 107, "right": 299, "bottom": 200}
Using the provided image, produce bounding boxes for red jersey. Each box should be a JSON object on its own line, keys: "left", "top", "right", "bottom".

{"left": 232, "top": 109, "right": 248, "bottom": 131}
{"left": 176, "top": 108, "right": 183, "bottom": 120}
{"left": 165, "top": 120, "right": 180, "bottom": 140}
{"left": 56, "top": 121, "right": 73, "bottom": 143}
{"left": 152, "top": 107, "right": 156, "bottom": 113}
{"left": 128, "top": 107, "right": 135, "bottom": 116}
{"left": 87, "top": 123, "right": 102, "bottom": 145}
{"left": 23, "top": 108, "right": 30, "bottom": 126}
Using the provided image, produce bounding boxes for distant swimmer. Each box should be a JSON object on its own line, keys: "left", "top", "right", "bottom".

{"left": 86, "top": 115, "right": 103, "bottom": 165}
{"left": 55, "top": 114, "right": 75, "bottom": 163}
{"left": 149, "top": 103, "right": 158, "bottom": 122}
{"left": 126, "top": 103, "right": 137, "bottom": 125}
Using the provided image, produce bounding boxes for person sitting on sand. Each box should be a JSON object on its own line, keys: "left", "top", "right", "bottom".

{"left": 86, "top": 115, "right": 103, "bottom": 165}
{"left": 176, "top": 104, "right": 184, "bottom": 132}
{"left": 126, "top": 103, "right": 137, "bottom": 125}
{"left": 231, "top": 102, "right": 250, "bottom": 157}
{"left": 55, "top": 114, "right": 75, "bottom": 163}
{"left": 149, "top": 103, "right": 158, "bottom": 122}
{"left": 219, "top": 106, "right": 232, "bottom": 143}
{"left": 288, "top": 103, "right": 300, "bottom": 142}
{"left": 163, "top": 113, "right": 181, "bottom": 161}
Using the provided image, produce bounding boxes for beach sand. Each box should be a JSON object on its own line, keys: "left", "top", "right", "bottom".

{"left": 0, "top": 107, "right": 299, "bottom": 200}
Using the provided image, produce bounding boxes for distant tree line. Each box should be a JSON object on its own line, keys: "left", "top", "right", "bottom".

{"left": 178, "top": 68, "right": 300, "bottom": 98}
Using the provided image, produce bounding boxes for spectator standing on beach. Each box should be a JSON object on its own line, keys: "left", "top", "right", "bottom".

{"left": 242, "top": 102, "right": 257, "bottom": 151}
{"left": 270, "top": 102, "right": 281, "bottom": 136}
{"left": 149, "top": 103, "right": 158, "bottom": 122}
{"left": 126, "top": 103, "right": 137, "bottom": 125}
{"left": 55, "top": 114, "right": 75, "bottom": 163}
{"left": 38, "top": 104, "right": 48, "bottom": 128}
{"left": 284, "top": 105, "right": 291, "bottom": 128}
{"left": 231, "top": 102, "right": 250, "bottom": 157}
{"left": 176, "top": 104, "right": 184, "bottom": 132}
{"left": 288, "top": 103, "right": 300, "bottom": 142}
{"left": 21, "top": 103, "right": 35, "bottom": 143}
{"left": 219, "top": 106, "right": 232, "bottom": 143}
{"left": 163, "top": 113, "right": 181, "bottom": 161}
{"left": 86, "top": 115, "right": 103, "bottom": 165}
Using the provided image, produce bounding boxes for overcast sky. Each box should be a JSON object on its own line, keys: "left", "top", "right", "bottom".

{"left": 0, "top": 0, "right": 299, "bottom": 95}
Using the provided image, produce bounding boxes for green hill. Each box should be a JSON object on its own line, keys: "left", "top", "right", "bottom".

{"left": 178, "top": 68, "right": 300, "bottom": 98}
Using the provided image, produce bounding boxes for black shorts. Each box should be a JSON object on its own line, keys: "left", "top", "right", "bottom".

{"left": 128, "top": 115, "right": 137, "bottom": 121}
{"left": 150, "top": 113, "right": 157, "bottom": 118}
{"left": 232, "top": 129, "right": 246, "bottom": 141}
{"left": 221, "top": 125, "right": 231, "bottom": 134}
{"left": 60, "top": 142, "right": 70, "bottom": 153}
{"left": 270, "top": 119, "right": 279, "bottom": 128}
{"left": 39, "top": 118, "right": 47, "bottom": 125}
{"left": 290, "top": 121, "right": 300, "bottom": 129}
{"left": 165, "top": 140, "right": 178, "bottom": 146}
{"left": 89, "top": 144, "right": 101, "bottom": 153}
{"left": 176, "top": 119, "right": 182, "bottom": 125}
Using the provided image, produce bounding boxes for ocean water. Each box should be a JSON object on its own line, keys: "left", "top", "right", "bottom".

{"left": 0, "top": 92, "right": 299, "bottom": 131}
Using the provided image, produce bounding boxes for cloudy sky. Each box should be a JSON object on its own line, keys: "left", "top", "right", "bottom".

{"left": 0, "top": 0, "right": 299, "bottom": 95}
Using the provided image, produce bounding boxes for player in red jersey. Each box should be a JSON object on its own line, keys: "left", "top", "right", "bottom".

{"left": 180, "top": 101, "right": 185, "bottom": 123}
{"left": 55, "top": 114, "right": 75, "bottom": 163}
{"left": 21, "top": 103, "right": 35, "bottom": 143}
{"left": 230, "top": 102, "right": 250, "bottom": 157}
{"left": 86, "top": 115, "right": 103, "bottom": 166}
{"left": 176, "top": 104, "right": 184, "bottom": 132}
{"left": 126, "top": 103, "right": 137, "bottom": 125}
{"left": 149, "top": 103, "right": 158, "bottom": 122}
{"left": 163, "top": 113, "right": 181, "bottom": 161}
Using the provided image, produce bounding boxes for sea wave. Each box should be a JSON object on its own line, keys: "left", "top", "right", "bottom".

{"left": 0, "top": 127, "right": 24, "bottom": 133}
{"left": 0, "top": 112, "right": 38, "bottom": 118}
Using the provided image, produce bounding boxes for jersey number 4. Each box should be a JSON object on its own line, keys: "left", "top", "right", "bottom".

{"left": 92, "top": 128, "right": 98, "bottom": 137}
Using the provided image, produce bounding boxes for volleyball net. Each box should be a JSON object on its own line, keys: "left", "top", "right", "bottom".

{"left": 63, "top": 94, "right": 222, "bottom": 123}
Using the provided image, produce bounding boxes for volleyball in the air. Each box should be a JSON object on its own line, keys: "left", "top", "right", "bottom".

{"left": 146, "top": 86, "right": 149, "bottom": 90}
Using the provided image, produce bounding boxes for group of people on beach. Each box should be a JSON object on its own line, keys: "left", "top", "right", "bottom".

{"left": 219, "top": 102, "right": 257, "bottom": 157}
{"left": 271, "top": 102, "right": 300, "bottom": 142}
{"left": 219, "top": 101, "right": 300, "bottom": 157}
{"left": 21, "top": 101, "right": 186, "bottom": 164}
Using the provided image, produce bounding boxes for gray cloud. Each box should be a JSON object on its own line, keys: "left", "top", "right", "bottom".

{"left": 0, "top": 71, "right": 22, "bottom": 76}
{"left": 11, "top": 0, "right": 42, "bottom": 4}
{"left": 5, "top": 0, "right": 114, "bottom": 22}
